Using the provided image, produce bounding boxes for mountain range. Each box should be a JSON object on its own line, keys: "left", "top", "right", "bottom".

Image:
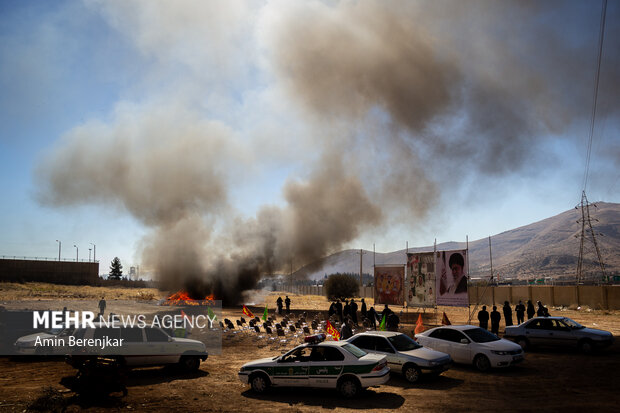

{"left": 293, "top": 202, "right": 620, "bottom": 282}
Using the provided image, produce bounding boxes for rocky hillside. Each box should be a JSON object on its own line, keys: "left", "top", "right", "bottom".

{"left": 294, "top": 202, "right": 620, "bottom": 282}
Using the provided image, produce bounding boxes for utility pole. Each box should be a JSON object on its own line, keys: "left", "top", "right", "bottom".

{"left": 576, "top": 191, "right": 606, "bottom": 284}
{"left": 357, "top": 249, "right": 367, "bottom": 289}
{"left": 55, "top": 240, "right": 61, "bottom": 261}
{"left": 90, "top": 243, "right": 96, "bottom": 262}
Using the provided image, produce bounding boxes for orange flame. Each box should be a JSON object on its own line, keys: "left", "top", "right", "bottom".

{"left": 162, "top": 290, "right": 215, "bottom": 306}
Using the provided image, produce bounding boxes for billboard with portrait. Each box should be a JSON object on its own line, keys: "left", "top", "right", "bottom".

{"left": 435, "top": 249, "right": 469, "bottom": 307}
{"left": 406, "top": 252, "right": 435, "bottom": 308}
{"left": 374, "top": 266, "right": 405, "bottom": 306}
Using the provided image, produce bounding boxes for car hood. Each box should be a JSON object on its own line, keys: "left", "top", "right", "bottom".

{"left": 400, "top": 346, "right": 450, "bottom": 361}
{"left": 475, "top": 339, "right": 522, "bottom": 352}
{"left": 242, "top": 356, "right": 277, "bottom": 368}
{"left": 15, "top": 332, "right": 55, "bottom": 344}
{"left": 577, "top": 327, "right": 612, "bottom": 338}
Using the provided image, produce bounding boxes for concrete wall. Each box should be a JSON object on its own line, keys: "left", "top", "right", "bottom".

{"left": 0, "top": 259, "right": 99, "bottom": 285}
{"left": 287, "top": 284, "right": 620, "bottom": 310}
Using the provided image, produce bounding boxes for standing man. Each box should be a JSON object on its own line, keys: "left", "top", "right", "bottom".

{"left": 361, "top": 298, "right": 367, "bottom": 319}
{"left": 276, "top": 296, "right": 283, "bottom": 315}
{"left": 335, "top": 300, "right": 343, "bottom": 323}
{"left": 367, "top": 306, "right": 378, "bottom": 330}
{"left": 98, "top": 296, "right": 106, "bottom": 317}
{"left": 502, "top": 301, "right": 513, "bottom": 327}
{"left": 515, "top": 301, "right": 526, "bottom": 324}
{"left": 478, "top": 305, "right": 489, "bottom": 330}
{"left": 526, "top": 300, "right": 535, "bottom": 320}
{"left": 490, "top": 306, "right": 501, "bottom": 335}
{"left": 350, "top": 299, "right": 358, "bottom": 325}
{"left": 285, "top": 296, "right": 291, "bottom": 314}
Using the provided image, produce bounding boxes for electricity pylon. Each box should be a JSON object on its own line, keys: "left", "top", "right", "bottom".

{"left": 576, "top": 191, "right": 606, "bottom": 284}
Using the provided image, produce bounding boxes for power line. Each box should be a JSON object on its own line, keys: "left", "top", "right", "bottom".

{"left": 582, "top": 0, "right": 608, "bottom": 193}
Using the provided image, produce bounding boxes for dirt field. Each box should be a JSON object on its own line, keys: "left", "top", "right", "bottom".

{"left": 1, "top": 284, "right": 619, "bottom": 412}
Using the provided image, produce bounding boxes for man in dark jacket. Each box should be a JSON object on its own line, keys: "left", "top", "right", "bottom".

{"left": 367, "top": 306, "right": 378, "bottom": 330}
{"left": 515, "top": 301, "right": 526, "bottom": 324}
{"left": 502, "top": 301, "right": 513, "bottom": 327}
{"left": 361, "top": 298, "right": 367, "bottom": 319}
{"left": 478, "top": 306, "right": 489, "bottom": 330}
{"left": 526, "top": 300, "right": 535, "bottom": 319}
{"left": 490, "top": 305, "right": 501, "bottom": 335}
{"left": 335, "top": 300, "right": 343, "bottom": 322}
{"left": 350, "top": 299, "right": 358, "bottom": 325}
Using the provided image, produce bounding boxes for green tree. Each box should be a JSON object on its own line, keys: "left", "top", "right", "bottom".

{"left": 324, "top": 273, "right": 359, "bottom": 301}
{"left": 109, "top": 257, "right": 123, "bottom": 280}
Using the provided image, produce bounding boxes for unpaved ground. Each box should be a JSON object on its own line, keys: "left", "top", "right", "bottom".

{"left": 0, "top": 284, "right": 619, "bottom": 412}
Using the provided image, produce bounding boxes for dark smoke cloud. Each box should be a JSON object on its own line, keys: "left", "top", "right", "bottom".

{"left": 35, "top": 0, "right": 620, "bottom": 303}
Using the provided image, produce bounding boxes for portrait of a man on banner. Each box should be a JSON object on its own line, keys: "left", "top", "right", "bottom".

{"left": 436, "top": 249, "right": 468, "bottom": 307}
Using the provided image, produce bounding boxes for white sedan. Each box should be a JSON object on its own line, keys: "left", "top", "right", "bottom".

{"left": 415, "top": 325, "right": 524, "bottom": 372}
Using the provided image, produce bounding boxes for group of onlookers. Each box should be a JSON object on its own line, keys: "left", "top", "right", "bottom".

{"left": 478, "top": 300, "right": 550, "bottom": 334}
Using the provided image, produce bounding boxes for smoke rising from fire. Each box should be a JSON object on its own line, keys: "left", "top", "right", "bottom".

{"left": 35, "top": 1, "right": 620, "bottom": 303}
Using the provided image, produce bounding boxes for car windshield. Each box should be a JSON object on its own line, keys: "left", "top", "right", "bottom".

{"left": 341, "top": 343, "right": 367, "bottom": 358}
{"left": 562, "top": 318, "right": 584, "bottom": 329}
{"left": 464, "top": 328, "right": 501, "bottom": 343}
{"left": 388, "top": 334, "right": 422, "bottom": 351}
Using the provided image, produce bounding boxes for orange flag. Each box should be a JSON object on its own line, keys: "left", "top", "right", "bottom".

{"left": 242, "top": 305, "right": 254, "bottom": 318}
{"left": 414, "top": 313, "right": 425, "bottom": 335}
{"left": 326, "top": 320, "right": 341, "bottom": 341}
{"left": 441, "top": 312, "right": 451, "bottom": 325}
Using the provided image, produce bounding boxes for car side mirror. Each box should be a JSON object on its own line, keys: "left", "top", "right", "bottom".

{"left": 460, "top": 339, "right": 469, "bottom": 344}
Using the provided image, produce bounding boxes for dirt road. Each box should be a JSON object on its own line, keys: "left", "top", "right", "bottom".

{"left": 1, "top": 319, "right": 618, "bottom": 412}
{"left": 1, "top": 286, "right": 618, "bottom": 412}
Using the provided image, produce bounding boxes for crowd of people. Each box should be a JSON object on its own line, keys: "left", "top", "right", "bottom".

{"left": 275, "top": 294, "right": 550, "bottom": 338}
{"left": 477, "top": 300, "right": 550, "bottom": 333}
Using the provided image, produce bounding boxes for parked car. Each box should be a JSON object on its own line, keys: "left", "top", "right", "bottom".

{"left": 66, "top": 324, "right": 208, "bottom": 371}
{"left": 238, "top": 334, "right": 390, "bottom": 397}
{"left": 14, "top": 326, "right": 75, "bottom": 355}
{"left": 504, "top": 316, "right": 614, "bottom": 353}
{"left": 415, "top": 325, "right": 524, "bottom": 372}
{"left": 347, "top": 331, "right": 451, "bottom": 383}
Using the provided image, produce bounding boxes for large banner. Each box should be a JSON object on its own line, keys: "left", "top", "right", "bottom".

{"left": 436, "top": 249, "right": 469, "bottom": 307}
{"left": 406, "top": 252, "right": 435, "bottom": 308}
{"left": 374, "top": 266, "right": 405, "bottom": 306}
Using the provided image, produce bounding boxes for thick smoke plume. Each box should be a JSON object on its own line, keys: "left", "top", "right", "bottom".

{"left": 36, "top": 1, "right": 620, "bottom": 303}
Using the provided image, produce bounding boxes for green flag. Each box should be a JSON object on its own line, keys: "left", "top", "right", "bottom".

{"left": 262, "top": 305, "right": 268, "bottom": 321}
{"left": 379, "top": 314, "right": 386, "bottom": 331}
{"left": 208, "top": 306, "right": 217, "bottom": 321}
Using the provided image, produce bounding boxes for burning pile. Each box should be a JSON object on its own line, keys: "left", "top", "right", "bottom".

{"left": 161, "top": 290, "right": 215, "bottom": 306}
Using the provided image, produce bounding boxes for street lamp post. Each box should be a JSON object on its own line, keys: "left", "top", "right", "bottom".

{"left": 90, "top": 243, "right": 96, "bottom": 262}
{"left": 74, "top": 245, "right": 78, "bottom": 262}
{"left": 55, "top": 240, "right": 61, "bottom": 261}
{"left": 88, "top": 248, "right": 92, "bottom": 262}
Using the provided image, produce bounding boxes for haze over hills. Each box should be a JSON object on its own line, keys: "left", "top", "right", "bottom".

{"left": 293, "top": 202, "right": 620, "bottom": 283}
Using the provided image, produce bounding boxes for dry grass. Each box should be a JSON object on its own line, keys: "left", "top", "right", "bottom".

{"left": 0, "top": 282, "right": 163, "bottom": 301}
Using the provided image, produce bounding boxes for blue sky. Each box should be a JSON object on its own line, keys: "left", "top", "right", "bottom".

{"left": 0, "top": 0, "right": 618, "bottom": 279}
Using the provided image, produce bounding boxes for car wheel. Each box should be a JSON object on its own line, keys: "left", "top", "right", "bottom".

{"left": 250, "top": 373, "right": 270, "bottom": 393}
{"left": 579, "top": 339, "right": 593, "bottom": 354}
{"left": 338, "top": 377, "right": 360, "bottom": 398}
{"left": 179, "top": 355, "right": 200, "bottom": 372}
{"left": 403, "top": 364, "right": 422, "bottom": 383}
{"left": 474, "top": 354, "right": 491, "bottom": 372}
{"left": 516, "top": 337, "right": 529, "bottom": 351}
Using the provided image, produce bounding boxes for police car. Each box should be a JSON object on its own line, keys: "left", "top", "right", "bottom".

{"left": 238, "top": 334, "right": 390, "bottom": 397}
